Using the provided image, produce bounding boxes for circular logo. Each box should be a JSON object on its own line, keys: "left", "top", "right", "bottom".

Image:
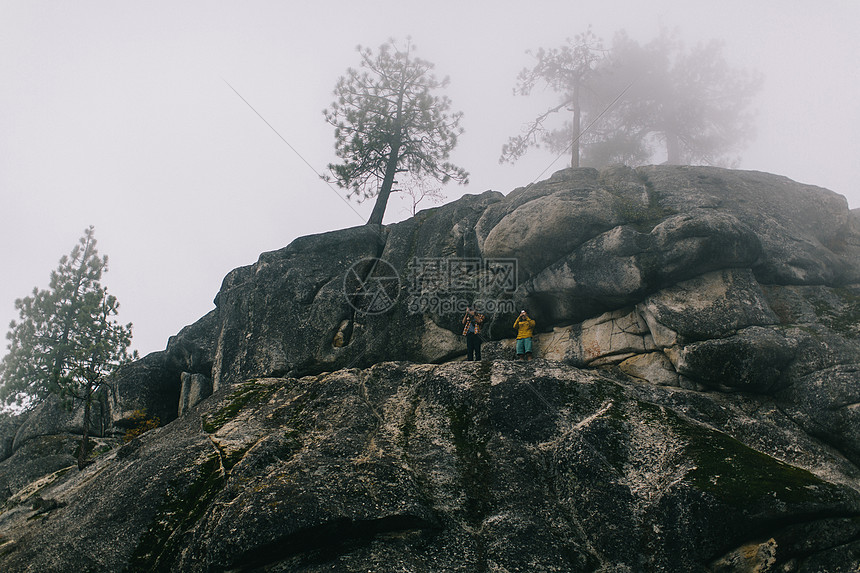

{"left": 343, "top": 258, "right": 400, "bottom": 315}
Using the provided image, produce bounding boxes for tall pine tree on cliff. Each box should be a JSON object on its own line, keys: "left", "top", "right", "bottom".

{"left": 324, "top": 39, "right": 469, "bottom": 225}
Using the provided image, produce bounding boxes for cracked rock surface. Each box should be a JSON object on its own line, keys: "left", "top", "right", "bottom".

{"left": 2, "top": 362, "right": 860, "bottom": 571}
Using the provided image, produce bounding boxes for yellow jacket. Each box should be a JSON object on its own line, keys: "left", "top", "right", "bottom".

{"left": 513, "top": 316, "right": 535, "bottom": 339}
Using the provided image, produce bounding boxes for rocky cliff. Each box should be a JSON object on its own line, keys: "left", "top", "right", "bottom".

{"left": 1, "top": 165, "right": 859, "bottom": 572}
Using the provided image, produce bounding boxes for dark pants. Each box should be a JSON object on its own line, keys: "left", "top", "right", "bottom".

{"left": 466, "top": 332, "right": 482, "bottom": 361}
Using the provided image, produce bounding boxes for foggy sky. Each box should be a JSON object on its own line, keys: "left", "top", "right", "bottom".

{"left": 2, "top": 0, "right": 859, "bottom": 358}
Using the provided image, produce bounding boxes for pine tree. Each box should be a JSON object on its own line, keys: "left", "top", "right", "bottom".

{"left": 0, "top": 226, "right": 136, "bottom": 468}
{"left": 501, "top": 27, "right": 607, "bottom": 168}
{"left": 324, "top": 39, "right": 468, "bottom": 225}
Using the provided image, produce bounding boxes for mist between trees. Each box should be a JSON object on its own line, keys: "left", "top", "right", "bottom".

{"left": 501, "top": 26, "right": 762, "bottom": 170}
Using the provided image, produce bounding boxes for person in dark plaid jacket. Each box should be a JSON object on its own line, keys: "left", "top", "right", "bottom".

{"left": 462, "top": 307, "right": 485, "bottom": 361}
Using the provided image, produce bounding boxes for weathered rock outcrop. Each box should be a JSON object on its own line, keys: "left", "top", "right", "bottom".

{"left": 2, "top": 361, "right": 860, "bottom": 572}
{"left": 189, "top": 166, "right": 858, "bottom": 395}
{"left": 1, "top": 165, "right": 858, "bottom": 571}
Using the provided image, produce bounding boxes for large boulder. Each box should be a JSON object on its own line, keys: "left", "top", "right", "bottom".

{"left": 209, "top": 223, "right": 388, "bottom": 389}
{"left": 639, "top": 166, "right": 860, "bottom": 284}
{"left": 11, "top": 395, "right": 108, "bottom": 451}
{"left": 637, "top": 268, "right": 780, "bottom": 344}
{"left": 480, "top": 168, "right": 621, "bottom": 278}
{"left": 109, "top": 351, "right": 183, "bottom": 426}
{"left": 676, "top": 326, "right": 798, "bottom": 393}
{"left": 0, "top": 433, "right": 79, "bottom": 502}
{"left": 0, "top": 394, "right": 119, "bottom": 503}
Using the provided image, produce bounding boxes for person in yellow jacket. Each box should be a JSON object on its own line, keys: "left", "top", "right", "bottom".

{"left": 513, "top": 310, "right": 536, "bottom": 361}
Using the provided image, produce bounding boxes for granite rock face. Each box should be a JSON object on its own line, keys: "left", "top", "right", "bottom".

{"left": 2, "top": 362, "right": 860, "bottom": 572}
{"left": 166, "top": 166, "right": 858, "bottom": 397}
{"left": 1, "top": 165, "right": 859, "bottom": 571}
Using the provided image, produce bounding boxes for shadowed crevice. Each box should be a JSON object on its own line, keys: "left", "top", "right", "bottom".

{"left": 228, "top": 514, "right": 441, "bottom": 572}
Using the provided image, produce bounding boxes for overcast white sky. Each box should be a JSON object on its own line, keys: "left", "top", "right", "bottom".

{"left": 2, "top": 1, "right": 859, "bottom": 357}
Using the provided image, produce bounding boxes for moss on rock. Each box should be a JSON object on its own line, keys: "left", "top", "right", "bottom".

{"left": 202, "top": 381, "right": 278, "bottom": 434}
{"left": 125, "top": 454, "right": 225, "bottom": 572}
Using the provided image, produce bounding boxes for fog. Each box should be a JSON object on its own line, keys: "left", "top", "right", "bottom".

{"left": 1, "top": 1, "right": 858, "bottom": 357}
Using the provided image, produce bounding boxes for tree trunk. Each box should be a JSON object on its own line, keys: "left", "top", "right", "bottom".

{"left": 570, "top": 80, "right": 581, "bottom": 168}
{"left": 368, "top": 80, "right": 406, "bottom": 226}
{"left": 666, "top": 132, "right": 681, "bottom": 165}
{"left": 367, "top": 142, "right": 401, "bottom": 226}
{"left": 77, "top": 382, "right": 92, "bottom": 470}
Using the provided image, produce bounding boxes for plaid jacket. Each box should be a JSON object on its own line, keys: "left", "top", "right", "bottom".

{"left": 462, "top": 313, "right": 484, "bottom": 335}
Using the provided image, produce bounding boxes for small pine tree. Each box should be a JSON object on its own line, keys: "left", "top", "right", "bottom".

{"left": 0, "top": 226, "right": 136, "bottom": 468}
